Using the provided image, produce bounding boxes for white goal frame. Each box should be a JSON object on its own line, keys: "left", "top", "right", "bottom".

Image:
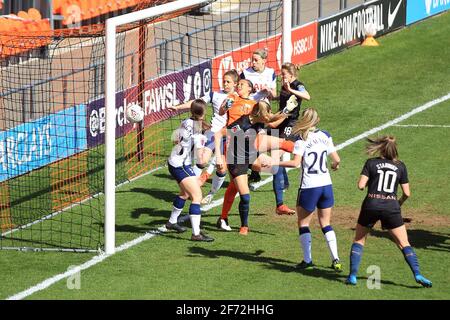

{"left": 104, "top": 0, "right": 292, "bottom": 254}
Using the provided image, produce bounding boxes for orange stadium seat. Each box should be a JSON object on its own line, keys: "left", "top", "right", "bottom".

{"left": 0, "top": 9, "right": 52, "bottom": 58}
{"left": 17, "top": 11, "right": 30, "bottom": 20}
{"left": 115, "top": 0, "right": 123, "bottom": 10}
{"left": 57, "top": 0, "right": 140, "bottom": 25}
{"left": 28, "top": 8, "right": 43, "bottom": 21}
{"left": 53, "top": 0, "right": 63, "bottom": 14}
{"left": 77, "top": 1, "right": 92, "bottom": 21}
{"left": 106, "top": 1, "right": 120, "bottom": 13}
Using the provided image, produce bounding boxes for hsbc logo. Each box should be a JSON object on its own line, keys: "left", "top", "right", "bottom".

{"left": 293, "top": 35, "right": 315, "bottom": 56}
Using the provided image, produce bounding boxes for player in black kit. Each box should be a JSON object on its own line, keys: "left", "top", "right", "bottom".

{"left": 346, "top": 136, "right": 432, "bottom": 287}
{"left": 215, "top": 100, "right": 293, "bottom": 235}
{"left": 267, "top": 62, "right": 310, "bottom": 215}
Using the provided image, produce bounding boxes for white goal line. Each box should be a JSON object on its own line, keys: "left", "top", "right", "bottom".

{"left": 6, "top": 91, "right": 450, "bottom": 301}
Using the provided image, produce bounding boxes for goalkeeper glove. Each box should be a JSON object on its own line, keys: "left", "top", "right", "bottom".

{"left": 223, "top": 98, "right": 234, "bottom": 111}
{"left": 282, "top": 95, "right": 298, "bottom": 114}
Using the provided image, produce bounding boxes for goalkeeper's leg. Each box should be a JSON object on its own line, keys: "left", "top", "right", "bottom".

{"left": 215, "top": 180, "right": 237, "bottom": 231}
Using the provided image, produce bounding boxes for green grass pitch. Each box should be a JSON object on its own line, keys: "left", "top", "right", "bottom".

{"left": 1, "top": 11, "right": 449, "bottom": 300}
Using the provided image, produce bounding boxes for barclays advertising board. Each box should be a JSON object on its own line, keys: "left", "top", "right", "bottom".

{"left": 407, "top": 0, "right": 450, "bottom": 24}
{"left": 0, "top": 105, "right": 87, "bottom": 182}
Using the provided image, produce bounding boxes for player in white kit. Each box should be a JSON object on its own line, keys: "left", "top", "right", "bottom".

{"left": 240, "top": 48, "right": 277, "bottom": 101}
{"left": 279, "top": 108, "right": 342, "bottom": 271}
{"left": 166, "top": 99, "right": 214, "bottom": 241}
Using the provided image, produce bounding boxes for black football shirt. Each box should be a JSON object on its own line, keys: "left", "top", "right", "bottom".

{"left": 360, "top": 157, "right": 409, "bottom": 211}
{"left": 278, "top": 80, "right": 306, "bottom": 131}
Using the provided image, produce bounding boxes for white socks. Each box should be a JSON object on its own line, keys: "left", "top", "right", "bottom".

{"left": 169, "top": 207, "right": 182, "bottom": 224}
{"left": 192, "top": 165, "right": 203, "bottom": 176}
{"left": 190, "top": 214, "right": 201, "bottom": 236}
{"left": 299, "top": 233, "right": 312, "bottom": 263}
{"left": 210, "top": 172, "right": 226, "bottom": 194}
{"left": 206, "top": 162, "right": 215, "bottom": 175}
{"left": 323, "top": 229, "right": 339, "bottom": 261}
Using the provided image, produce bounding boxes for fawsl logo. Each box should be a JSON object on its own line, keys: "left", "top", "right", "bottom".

{"left": 276, "top": 40, "right": 282, "bottom": 69}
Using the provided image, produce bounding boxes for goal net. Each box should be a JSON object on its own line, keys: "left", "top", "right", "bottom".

{"left": 0, "top": 0, "right": 286, "bottom": 252}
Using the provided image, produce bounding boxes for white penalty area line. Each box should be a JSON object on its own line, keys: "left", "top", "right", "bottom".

{"left": 393, "top": 124, "right": 450, "bottom": 128}
{"left": 7, "top": 92, "right": 450, "bottom": 300}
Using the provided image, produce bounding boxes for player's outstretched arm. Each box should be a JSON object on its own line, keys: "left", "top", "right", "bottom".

{"left": 283, "top": 79, "right": 311, "bottom": 101}
{"left": 168, "top": 100, "right": 193, "bottom": 112}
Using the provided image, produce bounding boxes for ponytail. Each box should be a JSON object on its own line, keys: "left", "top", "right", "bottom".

{"left": 190, "top": 99, "right": 211, "bottom": 132}
{"left": 291, "top": 108, "right": 320, "bottom": 141}
{"left": 366, "top": 135, "right": 399, "bottom": 161}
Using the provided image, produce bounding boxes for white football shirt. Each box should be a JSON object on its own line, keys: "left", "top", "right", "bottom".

{"left": 293, "top": 130, "right": 336, "bottom": 189}
{"left": 168, "top": 118, "right": 197, "bottom": 167}
{"left": 241, "top": 67, "right": 276, "bottom": 101}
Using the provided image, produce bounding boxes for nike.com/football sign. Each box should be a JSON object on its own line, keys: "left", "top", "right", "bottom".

{"left": 318, "top": 0, "right": 406, "bottom": 58}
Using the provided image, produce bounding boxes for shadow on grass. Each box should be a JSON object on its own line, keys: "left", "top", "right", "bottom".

{"left": 202, "top": 221, "right": 276, "bottom": 236}
{"left": 369, "top": 229, "right": 450, "bottom": 253}
{"left": 118, "top": 188, "right": 177, "bottom": 203}
{"left": 130, "top": 207, "right": 169, "bottom": 219}
{"left": 153, "top": 173, "right": 172, "bottom": 180}
{"left": 187, "top": 247, "right": 422, "bottom": 289}
{"left": 173, "top": 214, "right": 276, "bottom": 236}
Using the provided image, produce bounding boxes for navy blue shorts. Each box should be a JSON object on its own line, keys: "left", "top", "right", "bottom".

{"left": 168, "top": 163, "right": 195, "bottom": 183}
{"left": 297, "top": 185, "right": 334, "bottom": 212}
